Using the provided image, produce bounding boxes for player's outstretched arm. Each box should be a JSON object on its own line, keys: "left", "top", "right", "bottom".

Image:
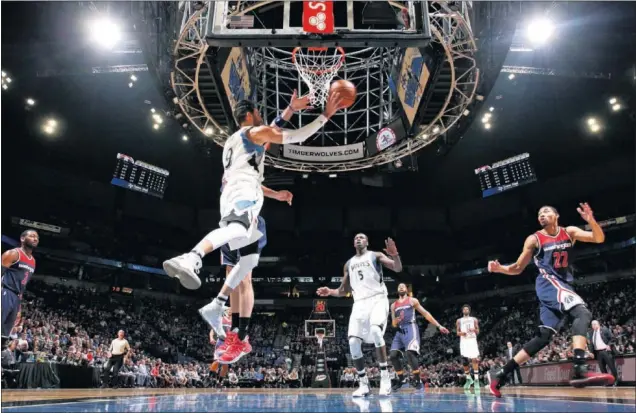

{"left": 412, "top": 298, "right": 449, "bottom": 334}
{"left": 262, "top": 185, "right": 293, "bottom": 205}
{"left": 316, "top": 263, "right": 351, "bottom": 298}
{"left": 487, "top": 235, "right": 537, "bottom": 276}
{"left": 376, "top": 238, "right": 402, "bottom": 272}
{"left": 248, "top": 92, "right": 342, "bottom": 145}
{"left": 566, "top": 202, "right": 605, "bottom": 244}
{"left": 391, "top": 303, "right": 399, "bottom": 327}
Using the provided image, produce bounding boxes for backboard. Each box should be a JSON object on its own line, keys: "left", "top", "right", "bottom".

{"left": 206, "top": 1, "right": 431, "bottom": 47}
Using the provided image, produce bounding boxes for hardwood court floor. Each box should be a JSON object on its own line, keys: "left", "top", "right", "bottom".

{"left": 2, "top": 386, "right": 634, "bottom": 412}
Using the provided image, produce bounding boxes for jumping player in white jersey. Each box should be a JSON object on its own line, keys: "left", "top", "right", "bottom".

{"left": 163, "top": 91, "right": 343, "bottom": 341}
{"left": 456, "top": 304, "right": 481, "bottom": 390}
{"left": 317, "top": 234, "right": 403, "bottom": 397}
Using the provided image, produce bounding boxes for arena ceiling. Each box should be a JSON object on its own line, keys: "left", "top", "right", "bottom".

{"left": 1, "top": 2, "right": 635, "bottom": 208}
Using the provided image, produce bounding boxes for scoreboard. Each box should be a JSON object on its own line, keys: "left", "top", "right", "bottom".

{"left": 475, "top": 153, "right": 537, "bottom": 198}
{"left": 111, "top": 153, "right": 169, "bottom": 199}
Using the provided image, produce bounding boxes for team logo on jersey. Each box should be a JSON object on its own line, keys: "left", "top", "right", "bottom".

{"left": 376, "top": 127, "right": 397, "bottom": 152}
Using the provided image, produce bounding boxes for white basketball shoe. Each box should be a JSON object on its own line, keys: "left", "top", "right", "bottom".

{"left": 379, "top": 370, "right": 392, "bottom": 396}
{"left": 163, "top": 252, "right": 202, "bottom": 290}
{"left": 352, "top": 376, "right": 370, "bottom": 397}
{"left": 199, "top": 300, "right": 226, "bottom": 341}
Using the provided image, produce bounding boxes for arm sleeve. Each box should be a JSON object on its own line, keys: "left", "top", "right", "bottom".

{"left": 281, "top": 115, "right": 328, "bottom": 144}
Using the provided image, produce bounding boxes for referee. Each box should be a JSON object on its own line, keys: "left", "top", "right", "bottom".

{"left": 101, "top": 330, "right": 130, "bottom": 388}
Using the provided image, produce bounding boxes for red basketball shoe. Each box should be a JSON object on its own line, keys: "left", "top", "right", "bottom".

{"left": 215, "top": 331, "right": 238, "bottom": 359}
{"left": 570, "top": 364, "right": 615, "bottom": 388}
{"left": 218, "top": 336, "right": 252, "bottom": 364}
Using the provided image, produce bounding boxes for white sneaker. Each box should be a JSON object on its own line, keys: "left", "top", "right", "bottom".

{"left": 163, "top": 253, "right": 202, "bottom": 290}
{"left": 352, "top": 376, "right": 370, "bottom": 397}
{"left": 199, "top": 300, "right": 226, "bottom": 340}
{"left": 379, "top": 371, "right": 391, "bottom": 396}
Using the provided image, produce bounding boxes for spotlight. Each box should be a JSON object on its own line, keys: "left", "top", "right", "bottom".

{"left": 508, "top": 74, "right": 515, "bottom": 80}
{"left": 328, "top": 174, "right": 337, "bottom": 178}
{"left": 182, "top": 135, "right": 189, "bottom": 141}
{"left": 6, "top": 78, "right": 12, "bottom": 84}
{"left": 2, "top": 84, "right": 8, "bottom": 90}
{"left": 589, "top": 123, "right": 601, "bottom": 133}
{"left": 205, "top": 127, "right": 214, "bottom": 136}
{"left": 432, "top": 126, "right": 440, "bottom": 134}
{"left": 526, "top": 18, "right": 555, "bottom": 45}
{"left": 612, "top": 103, "right": 622, "bottom": 112}
{"left": 489, "top": 107, "right": 494, "bottom": 112}
{"left": 47, "top": 119, "right": 58, "bottom": 128}
{"left": 90, "top": 18, "right": 122, "bottom": 49}
{"left": 481, "top": 117, "right": 489, "bottom": 124}
{"left": 152, "top": 114, "right": 162, "bottom": 123}
{"left": 587, "top": 117, "right": 597, "bottom": 126}
{"left": 26, "top": 98, "right": 36, "bottom": 106}
{"left": 151, "top": 108, "right": 156, "bottom": 113}
{"left": 609, "top": 97, "right": 617, "bottom": 105}
{"left": 128, "top": 82, "right": 133, "bottom": 88}
{"left": 153, "top": 123, "right": 160, "bottom": 130}
{"left": 130, "top": 75, "right": 138, "bottom": 82}
{"left": 484, "top": 123, "right": 492, "bottom": 130}
{"left": 43, "top": 125, "right": 55, "bottom": 135}
{"left": 1, "top": 71, "right": 5, "bottom": 77}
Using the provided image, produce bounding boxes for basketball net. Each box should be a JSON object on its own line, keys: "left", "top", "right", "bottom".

{"left": 292, "top": 47, "right": 345, "bottom": 106}
{"left": 316, "top": 332, "right": 325, "bottom": 350}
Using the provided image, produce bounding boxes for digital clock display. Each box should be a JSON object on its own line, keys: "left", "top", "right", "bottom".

{"left": 111, "top": 153, "right": 169, "bottom": 199}
{"left": 475, "top": 153, "right": 537, "bottom": 198}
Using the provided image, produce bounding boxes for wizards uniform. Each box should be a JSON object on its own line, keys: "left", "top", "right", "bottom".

{"left": 390, "top": 297, "right": 420, "bottom": 354}
{"left": 1, "top": 248, "right": 35, "bottom": 337}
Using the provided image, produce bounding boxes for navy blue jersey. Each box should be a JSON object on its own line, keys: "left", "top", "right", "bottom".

{"left": 533, "top": 227, "right": 574, "bottom": 283}
{"left": 1, "top": 248, "right": 36, "bottom": 296}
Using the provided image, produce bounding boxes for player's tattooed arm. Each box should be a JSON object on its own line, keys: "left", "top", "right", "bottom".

{"left": 316, "top": 263, "right": 351, "bottom": 298}
{"left": 413, "top": 298, "right": 449, "bottom": 334}
{"left": 487, "top": 235, "right": 537, "bottom": 275}
{"left": 566, "top": 202, "right": 605, "bottom": 244}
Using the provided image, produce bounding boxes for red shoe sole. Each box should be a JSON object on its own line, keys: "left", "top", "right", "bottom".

{"left": 570, "top": 373, "right": 615, "bottom": 388}
{"left": 218, "top": 348, "right": 252, "bottom": 365}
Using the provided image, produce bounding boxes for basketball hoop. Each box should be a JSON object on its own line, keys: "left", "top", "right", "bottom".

{"left": 315, "top": 332, "right": 325, "bottom": 350}
{"left": 292, "top": 47, "right": 345, "bottom": 106}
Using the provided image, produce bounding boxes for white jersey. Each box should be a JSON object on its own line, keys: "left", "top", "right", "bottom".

{"left": 221, "top": 127, "right": 265, "bottom": 190}
{"left": 458, "top": 316, "right": 478, "bottom": 341}
{"left": 347, "top": 251, "right": 388, "bottom": 301}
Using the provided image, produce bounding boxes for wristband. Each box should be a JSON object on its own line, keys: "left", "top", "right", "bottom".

{"left": 273, "top": 115, "right": 286, "bottom": 128}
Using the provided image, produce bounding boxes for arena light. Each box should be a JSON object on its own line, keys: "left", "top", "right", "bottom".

{"left": 489, "top": 107, "right": 495, "bottom": 112}
{"left": 46, "top": 119, "right": 58, "bottom": 128}
{"left": 128, "top": 82, "right": 133, "bottom": 88}
{"left": 526, "top": 18, "right": 555, "bottom": 45}
{"left": 182, "top": 135, "right": 189, "bottom": 141}
{"left": 153, "top": 123, "right": 160, "bottom": 130}
{"left": 612, "top": 103, "right": 622, "bottom": 112}
{"left": 484, "top": 123, "right": 492, "bottom": 130}
{"left": 1, "top": 71, "right": 5, "bottom": 77}
{"left": 589, "top": 123, "right": 601, "bottom": 133}
{"left": 2, "top": 84, "right": 8, "bottom": 90}
{"left": 90, "top": 18, "right": 122, "bottom": 49}
{"left": 26, "top": 98, "right": 36, "bottom": 106}
{"left": 6, "top": 77, "right": 12, "bottom": 84}
{"left": 481, "top": 117, "right": 489, "bottom": 124}
{"left": 152, "top": 114, "right": 163, "bottom": 123}
{"left": 130, "top": 74, "right": 137, "bottom": 82}
{"left": 587, "top": 117, "right": 597, "bottom": 126}
{"left": 150, "top": 108, "right": 156, "bottom": 113}
{"left": 609, "top": 97, "right": 617, "bottom": 105}
{"left": 508, "top": 74, "right": 515, "bottom": 80}
{"left": 43, "top": 125, "right": 55, "bottom": 135}
{"left": 205, "top": 127, "right": 214, "bottom": 136}
{"left": 432, "top": 126, "right": 440, "bottom": 134}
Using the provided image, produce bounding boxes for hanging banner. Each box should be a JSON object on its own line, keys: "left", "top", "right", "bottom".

{"left": 303, "top": 1, "right": 335, "bottom": 34}
{"left": 283, "top": 142, "right": 365, "bottom": 162}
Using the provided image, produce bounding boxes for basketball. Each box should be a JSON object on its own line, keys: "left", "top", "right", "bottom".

{"left": 330, "top": 79, "right": 357, "bottom": 108}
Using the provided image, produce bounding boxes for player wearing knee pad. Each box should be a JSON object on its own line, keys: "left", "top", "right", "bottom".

{"left": 389, "top": 283, "right": 449, "bottom": 391}
{"left": 317, "top": 234, "right": 403, "bottom": 397}
{"left": 487, "top": 203, "right": 613, "bottom": 397}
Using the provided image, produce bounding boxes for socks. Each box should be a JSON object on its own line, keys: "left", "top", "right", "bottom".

{"left": 502, "top": 359, "right": 519, "bottom": 376}
{"left": 231, "top": 313, "right": 239, "bottom": 331}
{"left": 379, "top": 362, "right": 388, "bottom": 371}
{"left": 573, "top": 348, "right": 586, "bottom": 365}
{"left": 215, "top": 295, "right": 228, "bottom": 309}
{"left": 238, "top": 317, "right": 251, "bottom": 341}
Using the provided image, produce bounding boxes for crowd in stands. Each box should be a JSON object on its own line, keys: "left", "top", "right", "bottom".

{"left": 2, "top": 275, "right": 634, "bottom": 389}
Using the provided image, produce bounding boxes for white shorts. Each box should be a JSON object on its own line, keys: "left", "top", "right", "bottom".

{"left": 460, "top": 338, "right": 480, "bottom": 359}
{"left": 348, "top": 294, "right": 390, "bottom": 344}
{"left": 219, "top": 184, "right": 264, "bottom": 251}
